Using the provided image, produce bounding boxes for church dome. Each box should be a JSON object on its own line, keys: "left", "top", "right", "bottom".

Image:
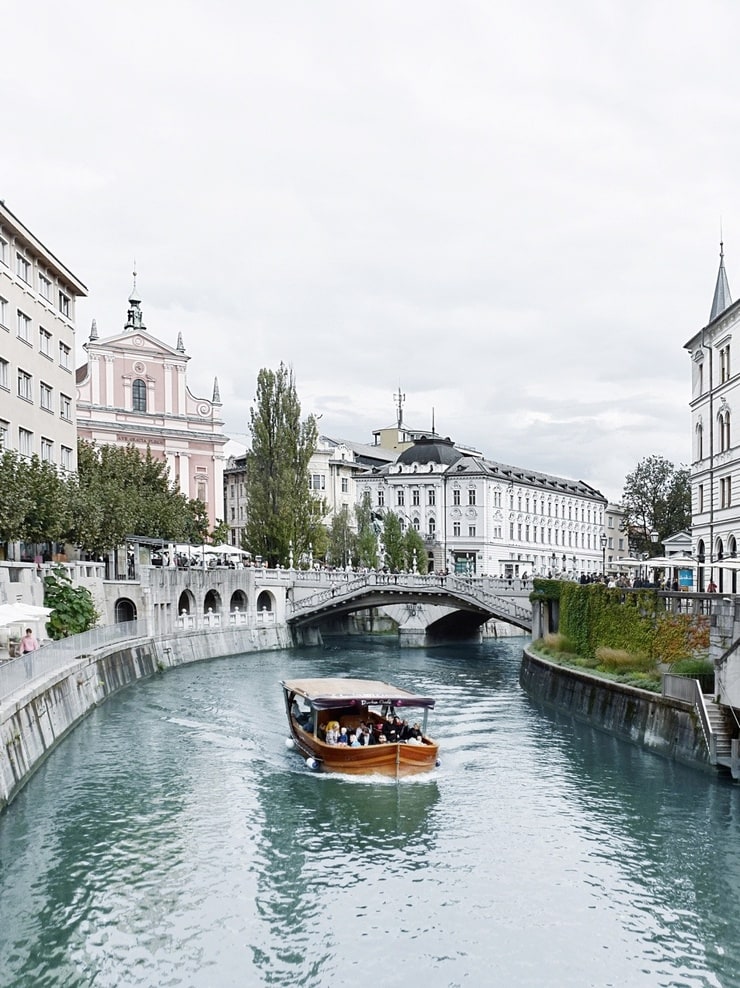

{"left": 396, "top": 436, "right": 463, "bottom": 466}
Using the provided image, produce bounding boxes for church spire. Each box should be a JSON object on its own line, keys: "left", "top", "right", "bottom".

{"left": 710, "top": 241, "right": 732, "bottom": 322}
{"left": 212, "top": 377, "right": 221, "bottom": 404}
{"left": 124, "top": 263, "right": 146, "bottom": 332}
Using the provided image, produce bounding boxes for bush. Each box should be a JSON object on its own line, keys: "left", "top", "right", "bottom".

{"left": 595, "top": 646, "right": 655, "bottom": 672}
{"left": 669, "top": 658, "right": 714, "bottom": 677}
{"left": 43, "top": 566, "right": 98, "bottom": 640}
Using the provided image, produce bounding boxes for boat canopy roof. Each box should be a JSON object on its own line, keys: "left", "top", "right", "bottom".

{"left": 282, "top": 677, "right": 435, "bottom": 711}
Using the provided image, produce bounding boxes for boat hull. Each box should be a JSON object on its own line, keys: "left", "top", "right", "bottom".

{"left": 289, "top": 720, "right": 439, "bottom": 777}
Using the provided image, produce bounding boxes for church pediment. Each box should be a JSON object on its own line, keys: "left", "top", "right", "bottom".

{"left": 84, "top": 331, "right": 188, "bottom": 362}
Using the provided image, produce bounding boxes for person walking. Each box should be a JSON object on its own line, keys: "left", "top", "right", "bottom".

{"left": 20, "top": 628, "right": 39, "bottom": 654}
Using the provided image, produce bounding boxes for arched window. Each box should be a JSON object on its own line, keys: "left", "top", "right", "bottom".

{"left": 132, "top": 378, "right": 147, "bottom": 412}
{"left": 428, "top": 517, "right": 436, "bottom": 538}
{"left": 695, "top": 421, "right": 703, "bottom": 460}
{"left": 719, "top": 411, "right": 731, "bottom": 452}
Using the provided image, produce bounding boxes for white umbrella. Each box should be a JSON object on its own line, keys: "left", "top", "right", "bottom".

{"left": 0, "top": 602, "right": 52, "bottom": 628}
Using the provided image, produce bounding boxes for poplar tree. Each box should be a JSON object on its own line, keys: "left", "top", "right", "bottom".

{"left": 244, "top": 364, "right": 321, "bottom": 567}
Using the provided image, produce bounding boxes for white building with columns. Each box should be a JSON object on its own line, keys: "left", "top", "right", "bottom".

{"left": 75, "top": 280, "right": 226, "bottom": 529}
{"left": 356, "top": 435, "right": 608, "bottom": 577}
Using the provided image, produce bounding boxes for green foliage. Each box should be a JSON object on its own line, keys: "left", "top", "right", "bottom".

{"left": 669, "top": 658, "right": 714, "bottom": 677}
{"left": 558, "top": 583, "right": 708, "bottom": 667}
{"left": 403, "top": 526, "right": 428, "bottom": 573}
{"left": 327, "top": 506, "right": 356, "bottom": 568}
{"left": 68, "top": 441, "right": 205, "bottom": 554}
{"left": 355, "top": 493, "right": 380, "bottom": 569}
{"left": 0, "top": 450, "right": 70, "bottom": 545}
{"left": 243, "top": 364, "right": 321, "bottom": 567}
{"left": 530, "top": 578, "right": 562, "bottom": 602}
{"left": 621, "top": 455, "right": 691, "bottom": 555}
{"left": 43, "top": 566, "right": 98, "bottom": 639}
{"left": 209, "top": 519, "right": 230, "bottom": 546}
{"left": 382, "top": 512, "right": 405, "bottom": 571}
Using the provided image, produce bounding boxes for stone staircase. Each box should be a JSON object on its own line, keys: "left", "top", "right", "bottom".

{"left": 703, "top": 696, "right": 734, "bottom": 768}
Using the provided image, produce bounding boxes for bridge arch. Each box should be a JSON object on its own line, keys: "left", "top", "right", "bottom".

{"left": 114, "top": 597, "right": 137, "bottom": 623}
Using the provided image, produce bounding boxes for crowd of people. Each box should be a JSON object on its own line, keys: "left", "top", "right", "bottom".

{"left": 320, "top": 714, "right": 425, "bottom": 747}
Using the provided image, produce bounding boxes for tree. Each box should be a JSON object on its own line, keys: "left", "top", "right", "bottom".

{"left": 355, "top": 493, "right": 380, "bottom": 569}
{"left": 621, "top": 455, "right": 691, "bottom": 556}
{"left": 19, "top": 456, "right": 72, "bottom": 545}
{"left": 68, "top": 440, "right": 209, "bottom": 555}
{"left": 210, "top": 519, "right": 230, "bottom": 546}
{"left": 403, "top": 526, "right": 428, "bottom": 573}
{"left": 0, "top": 449, "right": 32, "bottom": 545}
{"left": 243, "top": 364, "right": 321, "bottom": 567}
{"left": 382, "top": 512, "right": 405, "bottom": 571}
{"left": 43, "top": 565, "right": 98, "bottom": 639}
{"left": 327, "top": 505, "right": 356, "bottom": 568}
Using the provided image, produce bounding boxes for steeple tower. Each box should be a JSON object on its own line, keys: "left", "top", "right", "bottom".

{"left": 710, "top": 241, "right": 732, "bottom": 322}
{"left": 124, "top": 264, "right": 146, "bottom": 332}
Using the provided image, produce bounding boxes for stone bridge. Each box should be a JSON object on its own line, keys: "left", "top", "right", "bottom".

{"left": 288, "top": 572, "right": 533, "bottom": 646}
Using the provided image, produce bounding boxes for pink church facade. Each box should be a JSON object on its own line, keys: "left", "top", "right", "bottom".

{"left": 75, "top": 284, "right": 227, "bottom": 529}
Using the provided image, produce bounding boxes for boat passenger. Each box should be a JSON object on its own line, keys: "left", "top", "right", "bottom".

{"left": 337, "top": 727, "right": 349, "bottom": 745}
{"left": 349, "top": 733, "right": 361, "bottom": 747}
{"left": 377, "top": 734, "right": 387, "bottom": 744}
{"left": 325, "top": 722, "right": 340, "bottom": 744}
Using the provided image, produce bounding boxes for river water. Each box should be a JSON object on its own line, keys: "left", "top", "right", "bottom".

{"left": 1, "top": 636, "right": 740, "bottom": 987}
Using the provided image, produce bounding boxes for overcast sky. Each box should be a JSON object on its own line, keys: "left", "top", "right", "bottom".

{"left": 4, "top": 1, "right": 738, "bottom": 502}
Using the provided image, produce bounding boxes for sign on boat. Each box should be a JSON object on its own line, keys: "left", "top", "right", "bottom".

{"left": 281, "top": 677, "right": 440, "bottom": 777}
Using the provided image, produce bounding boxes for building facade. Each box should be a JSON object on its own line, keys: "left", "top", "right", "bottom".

{"left": 0, "top": 202, "right": 87, "bottom": 470}
{"left": 685, "top": 244, "right": 740, "bottom": 591}
{"left": 356, "top": 436, "right": 608, "bottom": 576}
{"left": 76, "top": 282, "right": 227, "bottom": 529}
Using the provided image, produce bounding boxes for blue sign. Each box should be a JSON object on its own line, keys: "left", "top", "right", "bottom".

{"left": 679, "top": 569, "right": 694, "bottom": 588}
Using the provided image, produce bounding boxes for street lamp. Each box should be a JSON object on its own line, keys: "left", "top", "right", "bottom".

{"left": 600, "top": 533, "right": 607, "bottom": 577}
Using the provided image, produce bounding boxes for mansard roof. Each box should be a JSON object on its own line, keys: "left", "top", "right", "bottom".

{"left": 396, "top": 435, "right": 463, "bottom": 466}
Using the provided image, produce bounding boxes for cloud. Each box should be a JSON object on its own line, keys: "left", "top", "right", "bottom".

{"left": 3, "top": 0, "right": 732, "bottom": 510}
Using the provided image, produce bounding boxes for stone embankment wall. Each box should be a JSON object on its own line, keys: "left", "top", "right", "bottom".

{"left": 0, "top": 625, "right": 295, "bottom": 812}
{"left": 520, "top": 647, "right": 710, "bottom": 772}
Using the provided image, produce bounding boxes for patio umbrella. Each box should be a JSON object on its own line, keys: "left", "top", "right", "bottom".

{"left": 0, "top": 602, "right": 52, "bottom": 628}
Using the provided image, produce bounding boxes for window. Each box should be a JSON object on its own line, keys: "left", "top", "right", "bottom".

{"left": 720, "top": 411, "right": 731, "bottom": 452}
{"left": 17, "top": 309, "right": 31, "bottom": 342}
{"left": 397, "top": 489, "right": 405, "bottom": 507}
{"left": 132, "top": 378, "right": 147, "bottom": 412}
{"left": 428, "top": 488, "right": 435, "bottom": 506}
{"left": 468, "top": 489, "right": 476, "bottom": 506}
{"left": 695, "top": 422, "right": 703, "bottom": 461}
{"left": 41, "top": 437, "right": 53, "bottom": 462}
{"left": 412, "top": 488, "right": 420, "bottom": 506}
{"left": 16, "top": 253, "right": 30, "bottom": 283}
{"left": 428, "top": 517, "right": 436, "bottom": 537}
{"left": 40, "top": 382, "right": 53, "bottom": 411}
{"left": 0, "top": 296, "right": 7, "bottom": 328}
{"left": 18, "top": 428, "right": 33, "bottom": 457}
{"left": 608, "top": 537, "right": 614, "bottom": 549}
{"left": 721, "top": 345, "right": 731, "bottom": 384}
{"left": 453, "top": 522, "right": 461, "bottom": 537}
{"left": 310, "top": 473, "right": 325, "bottom": 491}
{"left": 453, "top": 489, "right": 461, "bottom": 506}
{"left": 378, "top": 489, "right": 384, "bottom": 507}
{"left": 341, "top": 477, "right": 348, "bottom": 493}
{"left": 721, "top": 476, "right": 732, "bottom": 509}
{"left": 413, "top": 517, "right": 420, "bottom": 530}
{"left": 468, "top": 525, "right": 477, "bottom": 537}
{"left": 0, "top": 419, "right": 8, "bottom": 448}
{"left": 698, "top": 484, "right": 704, "bottom": 514}
{"left": 0, "top": 358, "right": 7, "bottom": 390}
{"left": 0, "top": 235, "right": 7, "bottom": 265}
{"left": 58, "top": 290, "right": 70, "bottom": 317}
{"left": 60, "top": 393, "right": 71, "bottom": 420}
{"left": 59, "top": 342, "right": 71, "bottom": 369}
{"left": 39, "top": 274, "right": 52, "bottom": 301}
{"left": 17, "top": 369, "right": 32, "bottom": 401}
{"left": 39, "top": 327, "right": 52, "bottom": 356}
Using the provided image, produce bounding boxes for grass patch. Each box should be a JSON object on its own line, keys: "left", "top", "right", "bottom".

{"left": 595, "top": 647, "right": 655, "bottom": 673}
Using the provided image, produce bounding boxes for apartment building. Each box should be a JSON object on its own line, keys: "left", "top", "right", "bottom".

{"left": 0, "top": 202, "right": 87, "bottom": 470}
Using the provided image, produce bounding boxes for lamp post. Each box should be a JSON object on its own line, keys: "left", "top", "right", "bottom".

{"left": 600, "top": 533, "right": 607, "bottom": 578}
{"left": 650, "top": 529, "right": 659, "bottom": 586}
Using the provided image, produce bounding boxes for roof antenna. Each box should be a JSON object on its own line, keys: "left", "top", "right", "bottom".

{"left": 431, "top": 406, "right": 435, "bottom": 435}
{"left": 394, "top": 386, "right": 405, "bottom": 428}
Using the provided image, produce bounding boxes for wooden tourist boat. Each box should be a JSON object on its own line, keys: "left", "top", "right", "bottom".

{"left": 281, "top": 677, "right": 440, "bottom": 777}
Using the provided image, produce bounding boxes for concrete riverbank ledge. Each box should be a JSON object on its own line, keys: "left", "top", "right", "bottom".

{"left": 520, "top": 647, "right": 711, "bottom": 772}
{"left": 0, "top": 624, "right": 298, "bottom": 812}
